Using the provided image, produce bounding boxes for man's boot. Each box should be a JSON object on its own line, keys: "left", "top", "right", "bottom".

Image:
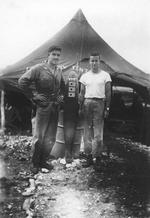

{"left": 95, "top": 156, "right": 101, "bottom": 166}
{"left": 65, "top": 150, "right": 73, "bottom": 164}
{"left": 82, "top": 154, "right": 93, "bottom": 168}
{"left": 39, "top": 152, "right": 53, "bottom": 171}
{"left": 93, "top": 156, "right": 102, "bottom": 171}
{"left": 40, "top": 161, "right": 53, "bottom": 171}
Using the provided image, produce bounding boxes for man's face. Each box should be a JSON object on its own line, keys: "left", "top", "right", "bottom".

{"left": 48, "top": 50, "right": 61, "bottom": 65}
{"left": 89, "top": 55, "right": 100, "bottom": 72}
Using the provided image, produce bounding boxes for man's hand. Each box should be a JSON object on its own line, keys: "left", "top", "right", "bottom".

{"left": 104, "top": 107, "right": 110, "bottom": 119}
{"left": 78, "top": 94, "right": 84, "bottom": 106}
{"left": 32, "top": 94, "right": 48, "bottom": 107}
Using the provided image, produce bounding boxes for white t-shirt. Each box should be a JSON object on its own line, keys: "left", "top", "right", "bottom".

{"left": 79, "top": 70, "right": 111, "bottom": 98}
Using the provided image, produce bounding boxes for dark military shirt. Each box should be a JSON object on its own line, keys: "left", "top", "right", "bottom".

{"left": 18, "top": 63, "right": 65, "bottom": 107}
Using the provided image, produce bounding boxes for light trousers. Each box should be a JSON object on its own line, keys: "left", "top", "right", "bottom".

{"left": 83, "top": 98, "right": 105, "bottom": 158}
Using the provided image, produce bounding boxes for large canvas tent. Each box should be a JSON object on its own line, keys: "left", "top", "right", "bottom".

{"left": 0, "top": 9, "right": 150, "bottom": 101}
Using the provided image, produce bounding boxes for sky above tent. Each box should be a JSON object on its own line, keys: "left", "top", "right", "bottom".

{"left": 0, "top": 0, "right": 150, "bottom": 74}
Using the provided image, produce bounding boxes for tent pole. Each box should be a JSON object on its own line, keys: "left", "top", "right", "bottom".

{"left": 1, "top": 90, "right": 5, "bottom": 134}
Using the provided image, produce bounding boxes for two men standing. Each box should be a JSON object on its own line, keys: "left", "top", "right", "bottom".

{"left": 79, "top": 52, "right": 111, "bottom": 167}
{"left": 19, "top": 47, "right": 111, "bottom": 173}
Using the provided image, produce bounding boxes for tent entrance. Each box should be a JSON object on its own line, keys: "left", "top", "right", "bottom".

{"left": 3, "top": 91, "right": 32, "bottom": 133}
{"left": 106, "top": 86, "right": 145, "bottom": 141}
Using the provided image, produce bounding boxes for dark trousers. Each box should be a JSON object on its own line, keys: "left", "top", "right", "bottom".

{"left": 32, "top": 103, "right": 58, "bottom": 167}
{"left": 63, "top": 100, "right": 79, "bottom": 157}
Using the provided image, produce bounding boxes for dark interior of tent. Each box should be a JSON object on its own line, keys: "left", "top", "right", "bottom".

{"left": 3, "top": 83, "right": 148, "bottom": 145}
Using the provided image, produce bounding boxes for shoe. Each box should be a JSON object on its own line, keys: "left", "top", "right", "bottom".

{"left": 31, "top": 166, "right": 39, "bottom": 174}
{"left": 93, "top": 157, "right": 101, "bottom": 171}
{"left": 101, "top": 152, "right": 109, "bottom": 160}
{"left": 95, "top": 156, "right": 101, "bottom": 165}
{"left": 94, "top": 156, "right": 108, "bottom": 171}
{"left": 65, "top": 157, "right": 73, "bottom": 164}
{"left": 82, "top": 154, "right": 93, "bottom": 168}
{"left": 49, "top": 154, "right": 56, "bottom": 160}
{"left": 40, "top": 162, "right": 53, "bottom": 171}
{"left": 65, "top": 151, "right": 73, "bottom": 164}
{"left": 79, "top": 152, "right": 87, "bottom": 160}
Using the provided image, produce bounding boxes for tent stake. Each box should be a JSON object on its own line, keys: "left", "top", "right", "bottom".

{"left": 0, "top": 90, "right": 5, "bottom": 134}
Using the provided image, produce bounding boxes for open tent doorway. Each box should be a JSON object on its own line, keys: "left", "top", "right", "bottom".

{"left": 3, "top": 91, "right": 32, "bottom": 133}
{"left": 107, "top": 86, "right": 148, "bottom": 142}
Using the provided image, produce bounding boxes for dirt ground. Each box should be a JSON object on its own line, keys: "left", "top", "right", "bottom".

{"left": 0, "top": 133, "right": 150, "bottom": 218}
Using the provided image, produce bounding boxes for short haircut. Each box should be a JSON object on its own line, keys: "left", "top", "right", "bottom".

{"left": 90, "top": 52, "right": 101, "bottom": 58}
{"left": 48, "top": 45, "right": 62, "bottom": 53}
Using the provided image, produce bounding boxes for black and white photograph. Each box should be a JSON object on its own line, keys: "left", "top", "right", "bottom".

{"left": 0, "top": 0, "right": 150, "bottom": 217}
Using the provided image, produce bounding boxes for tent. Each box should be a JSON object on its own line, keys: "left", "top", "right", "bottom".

{"left": 0, "top": 9, "right": 150, "bottom": 102}
{"left": 1, "top": 9, "right": 150, "bottom": 146}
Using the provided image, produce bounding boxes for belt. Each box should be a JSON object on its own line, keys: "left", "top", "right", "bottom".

{"left": 48, "top": 93, "right": 58, "bottom": 101}
{"left": 49, "top": 96, "right": 56, "bottom": 101}
{"left": 85, "top": 98, "right": 104, "bottom": 101}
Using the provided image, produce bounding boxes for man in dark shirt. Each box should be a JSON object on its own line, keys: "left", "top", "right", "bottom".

{"left": 18, "top": 45, "right": 65, "bottom": 173}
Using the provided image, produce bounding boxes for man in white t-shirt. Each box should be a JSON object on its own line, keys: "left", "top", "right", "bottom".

{"left": 79, "top": 52, "right": 111, "bottom": 167}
